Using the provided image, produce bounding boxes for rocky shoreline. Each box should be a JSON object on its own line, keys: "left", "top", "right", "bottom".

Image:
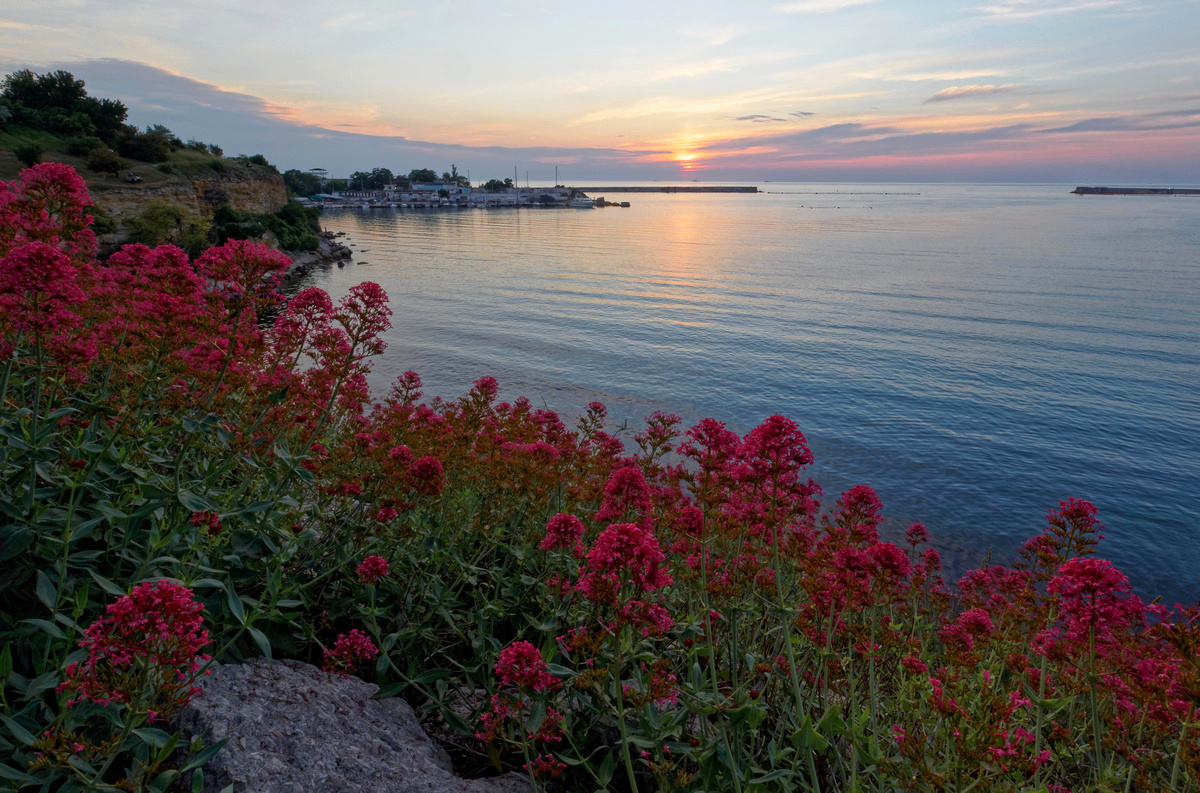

{"left": 283, "top": 230, "right": 354, "bottom": 282}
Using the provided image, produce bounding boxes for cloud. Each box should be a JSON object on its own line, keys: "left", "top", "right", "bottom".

{"left": 1041, "top": 109, "right": 1200, "bottom": 133}
{"left": 789, "top": 110, "right": 816, "bottom": 117}
{"left": 975, "top": 0, "right": 1130, "bottom": 20}
{"left": 774, "top": 0, "right": 877, "bottom": 12}
{"left": 732, "top": 114, "right": 789, "bottom": 122}
{"left": 925, "top": 84, "right": 1021, "bottom": 103}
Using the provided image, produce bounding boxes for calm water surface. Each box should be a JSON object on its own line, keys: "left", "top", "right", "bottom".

{"left": 293, "top": 183, "right": 1200, "bottom": 601}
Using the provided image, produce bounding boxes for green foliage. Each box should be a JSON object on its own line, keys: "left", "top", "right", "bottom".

{"left": 482, "top": 178, "right": 514, "bottom": 191}
{"left": 407, "top": 168, "right": 438, "bottom": 183}
{"left": 283, "top": 168, "right": 322, "bottom": 197}
{"left": 89, "top": 203, "right": 118, "bottom": 234}
{"left": 245, "top": 153, "right": 277, "bottom": 172}
{"left": 441, "top": 164, "right": 469, "bottom": 187}
{"left": 207, "top": 143, "right": 223, "bottom": 158}
{"left": 348, "top": 167, "right": 394, "bottom": 190}
{"left": 116, "top": 131, "right": 171, "bottom": 163}
{"left": 85, "top": 147, "right": 127, "bottom": 176}
{"left": 0, "top": 68, "right": 127, "bottom": 143}
{"left": 65, "top": 135, "right": 103, "bottom": 157}
{"left": 211, "top": 200, "right": 320, "bottom": 251}
{"left": 125, "top": 201, "right": 186, "bottom": 245}
{"left": 14, "top": 142, "right": 42, "bottom": 166}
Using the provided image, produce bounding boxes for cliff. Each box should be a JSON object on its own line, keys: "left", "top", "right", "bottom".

{"left": 88, "top": 164, "right": 287, "bottom": 218}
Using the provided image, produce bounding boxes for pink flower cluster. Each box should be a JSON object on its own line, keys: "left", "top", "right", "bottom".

{"left": 494, "top": 640, "right": 558, "bottom": 691}
{"left": 357, "top": 555, "right": 390, "bottom": 585}
{"left": 322, "top": 629, "right": 378, "bottom": 677}
{"left": 58, "top": 581, "right": 211, "bottom": 713}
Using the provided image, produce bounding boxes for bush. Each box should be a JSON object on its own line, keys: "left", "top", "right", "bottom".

{"left": 1, "top": 163, "right": 1198, "bottom": 793}
{"left": 212, "top": 200, "right": 320, "bottom": 252}
{"left": 116, "top": 131, "right": 170, "bottom": 163}
{"left": 65, "top": 135, "right": 103, "bottom": 156}
{"left": 85, "top": 147, "right": 127, "bottom": 176}
{"left": 14, "top": 142, "right": 42, "bottom": 165}
{"left": 124, "top": 200, "right": 186, "bottom": 244}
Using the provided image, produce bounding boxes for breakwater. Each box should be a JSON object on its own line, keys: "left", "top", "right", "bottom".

{"left": 571, "top": 185, "right": 758, "bottom": 193}
{"left": 1072, "top": 186, "right": 1200, "bottom": 196}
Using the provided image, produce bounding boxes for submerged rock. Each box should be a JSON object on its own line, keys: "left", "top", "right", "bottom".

{"left": 178, "top": 658, "right": 529, "bottom": 793}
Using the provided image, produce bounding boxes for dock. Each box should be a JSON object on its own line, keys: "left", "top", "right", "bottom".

{"left": 1072, "top": 186, "right": 1200, "bottom": 196}
{"left": 570, "top": 185, "right": 758, "bottom": 193}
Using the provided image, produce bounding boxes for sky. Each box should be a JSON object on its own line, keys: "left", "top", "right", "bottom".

{"left": 2, "top": 0, "right": 1199, "bottom": 182}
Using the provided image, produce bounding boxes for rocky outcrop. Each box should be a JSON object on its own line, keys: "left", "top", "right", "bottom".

{"left": 283, "top": 231, "right": 354, "bottom": 283}
{"left": 177, "top": 658, "right": 529, "bottom": 793}
{"left": 90, "top": 166, "right": 286, "bottom": 219}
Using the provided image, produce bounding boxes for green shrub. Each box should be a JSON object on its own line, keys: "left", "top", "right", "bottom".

{"left": 116, "top": 131, "right": 170, "bottom": 163}
{"left": 85, "top": 147, "right": 126, "bottom": 176}
{"left": 125, "top": 200, "right": 186, "bottom": 244}
{"left": 14, "top": 142, "right": 42, "bottom": 166}
{"left": 65, "top": 135, "right": 103, "bottom": 156}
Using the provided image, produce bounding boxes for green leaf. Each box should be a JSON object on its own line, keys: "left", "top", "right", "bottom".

{"left": 21, "top": 618, "right": 67, "bottom": 640}
{"left": 88, "top": 569, "right": 126, "bottom": 596}
{"left": 248, "top": 626, "right": 272, "bottom": 660}
{"left": 597, "top": 751, "right": 617, "bottom": 786}
{"left": 413, "top": 668, "right": 453, "bottom": 685}
{"left": 373, "top": 682, "right": 408, "bottom": 700}
{"left": 0, "top": 715, "right": 35, "bottom": 747}
{"left": 193, "top": 768, "right": 204, "bottom": 793}
{"left": 791, "top": 715, "right": 829, "bottom": 754}
{"left": 35, "top": 570, "right": 57, "bottom": 610}
{"left": 545, "top": 663, "right": 576, "bottom": 679}
{"left": 0, "top": 645, "right": 11, "bottom": 683}
{"left": 133, "top": 728, "right": 173, "bottom": 749}
{"left": 178, "top": 490, "right": 218, "bottom": 513}
{"left": 182, "top": 738, "right": 229, "bottom": 772}
{"left": 0, "top": 762, "right": 36, "bottom": 783}
{"left": 225, "top": 581, "right": 246, "bottom": 624}
{"left": 749, "top": 768, "right": 793, "bottom": 785}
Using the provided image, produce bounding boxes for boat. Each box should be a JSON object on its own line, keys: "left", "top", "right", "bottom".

{"left": 568, "top": 196, "right": 595, "bottom": 208}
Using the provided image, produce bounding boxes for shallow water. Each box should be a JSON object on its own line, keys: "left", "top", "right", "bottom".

{"left": 291, "top": 183, "right": 1200, "bottom": 602}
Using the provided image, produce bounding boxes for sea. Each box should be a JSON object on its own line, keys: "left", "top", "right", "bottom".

{"left": 288, "top": 183, "right": 1200, "bottom": 603}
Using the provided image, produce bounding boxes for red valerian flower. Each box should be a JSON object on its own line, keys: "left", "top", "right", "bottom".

{"left": 407, "top": 455, "right": 445, "bottom": 496}
{"left": 578, "top": 522, "right": 673, "bottom": 604}
{"left": 495, "top": 640, "right": 559, "bottom": 691}
{"left": 189, "top": 511, "right": 222, "bottom": 536}
{"left": 540, "top": 512, "right": 586, "bottom": 551}
{"left": 58, "top": 581, "right": 211, "bottom": 712}
{"left": 357, "top": 555, "right": 390, "bottom": 585}
{"left": 322, "top": 629, "right": 378, "bottom": 677}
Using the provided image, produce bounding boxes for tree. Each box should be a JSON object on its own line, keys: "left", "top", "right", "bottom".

{"left": 145, "top": 124, "right": 182, "bottom": 150}
{"left": 207, "top": 143, "right": 223, "bottom": 157}
{"left": 0, "top": 69, "right": 127, "bottom": 143}
{"left": 441, "top": 164, "right": 469, "bottom": 188}
{"left": 482, "top": 178, "right": 514, "bottom": 191}
{"left": 116, "top": 131, "right": 170, "bottom": 163}
{"left": 86, "top": 148, "right": 127, "bottom": 176}
{"left": 283, "top": 169, "right": 322, "bottom": 197}
{"left": 408, "top": 168, "right": 437, "bottom": 183}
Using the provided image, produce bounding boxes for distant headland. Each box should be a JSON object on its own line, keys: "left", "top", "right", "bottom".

{"left": 1072, "top": 186, "right": 1200, "bottom": 196}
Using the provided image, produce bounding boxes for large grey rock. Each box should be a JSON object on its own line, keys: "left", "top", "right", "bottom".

{"left": 178, "top": 658, "right": 529, "bottom": 793}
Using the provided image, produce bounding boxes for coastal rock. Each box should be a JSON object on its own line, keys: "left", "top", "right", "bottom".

{"left": 90, "top": 166, "right": 286, "bottom": 219}
{"left": 177, "top": 658, "right": 529, "bottom": 793}
{"left": 284, "top": 232, "right": 353, "bottom": 279}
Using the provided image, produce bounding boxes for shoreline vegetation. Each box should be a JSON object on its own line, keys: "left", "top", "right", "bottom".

{"left": 1, "top": 161, "right": 1198, "bottom": 793}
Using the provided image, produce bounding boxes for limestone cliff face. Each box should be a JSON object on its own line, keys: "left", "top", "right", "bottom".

{"left": 90, "top": 166, "right": 286, "bottom": 220}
